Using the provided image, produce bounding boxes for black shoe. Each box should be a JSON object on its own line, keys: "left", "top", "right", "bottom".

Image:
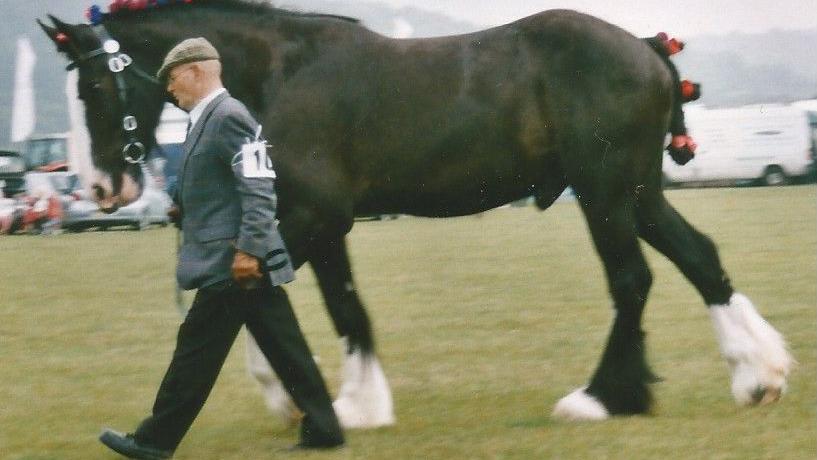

{"left": 99, "top": 428, "right": 173, "bottom": 459}
{"left": 285, "top": 440, "right": 345, "bottom": 452}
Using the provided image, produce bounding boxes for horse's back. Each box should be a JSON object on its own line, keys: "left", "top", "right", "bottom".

{"left": 273, "top": 9, "right": 674, "bottom": 216}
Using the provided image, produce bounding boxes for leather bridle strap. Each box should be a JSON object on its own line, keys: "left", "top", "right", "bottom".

{"left": 67, "top": 24, "right": 162, "bottom": 165}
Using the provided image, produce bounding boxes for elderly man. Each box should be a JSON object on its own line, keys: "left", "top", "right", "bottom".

{"left": 99, "top": 37, "right": 344, "bottom": 459}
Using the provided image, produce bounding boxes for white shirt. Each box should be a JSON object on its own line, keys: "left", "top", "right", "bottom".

{"left": 187, "top": 87, "right": 227, "bottom": 133}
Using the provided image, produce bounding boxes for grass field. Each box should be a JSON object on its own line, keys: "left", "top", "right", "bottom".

{"left": 1, "top": 186, "right": 815, "bottom": 460}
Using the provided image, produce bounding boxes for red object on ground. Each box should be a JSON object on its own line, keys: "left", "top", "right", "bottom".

{"left": 47, "top": 196, "right": 64, "bottom": 221}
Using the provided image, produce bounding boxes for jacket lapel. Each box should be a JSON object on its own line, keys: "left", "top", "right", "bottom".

{"left": 178, "top": 91, "right": 230, "bottom": 200}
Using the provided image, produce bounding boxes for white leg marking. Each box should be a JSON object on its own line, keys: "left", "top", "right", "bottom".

{"left": 552, "top": 387, "right": 609, "bottom": 421}
{"left": 333, "top": 342, "right": 396, "bottom": 429}
{"left": 709, "top": 292, "right": 795, "bottom": 405}
{"left": 244, "top": 333, "right": 300, "bottom": 427}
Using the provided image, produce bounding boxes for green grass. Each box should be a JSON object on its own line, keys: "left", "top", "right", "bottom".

{"left": 1, "top": 186, "right": 815, "bottom": 460}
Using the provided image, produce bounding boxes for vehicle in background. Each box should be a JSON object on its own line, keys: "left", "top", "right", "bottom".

{"left": 792, "top": 100, "right": 817, "bottom": 180}
{"left": 0, "top": 150, "right": 26, "bottom": 197}
{"left": 20, "top": 133, "right": 70, "bottom": 172}
{"left": 1, "top": 171, "right": 82, "bottom": 235}
{"left": 0, "top": 197, "right": 25, "bottom": 234}
{"left": 61, "top": 180, "right": 171, "bottom": 232}
{"left": 663, "top": 104, "right": 815, "bottom": 186}
{"left": 2, "top": 171, "right": 171, "bottom": 234}
{"left": 152, "top": 103, "right": 189, "bottom": 198}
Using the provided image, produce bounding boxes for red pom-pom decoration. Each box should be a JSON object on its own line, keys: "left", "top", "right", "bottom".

{"left": 666, "top": 38, "right": 684, "bottom": 55}
{"left": 667, "top": 135, "right": 697, "bottom": 165}
{"left": 671, "top": 135, "right": 697, "bottom": 151}
{"left": 56, "top": 32, "right": 70, "bottom": 44}
{"left": 680, "top": 80, "right": 701, "bottom": 102}
{"left": 129, "top": 0, "right": 148, "bottom": 10}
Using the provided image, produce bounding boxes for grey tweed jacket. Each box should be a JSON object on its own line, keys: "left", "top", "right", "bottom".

{"left": 175, "top": 91, "right": 295, "bottom": 290}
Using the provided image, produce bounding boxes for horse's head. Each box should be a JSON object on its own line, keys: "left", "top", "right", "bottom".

{"left": 38, "top": 16, "right": 166, "bottom": 211}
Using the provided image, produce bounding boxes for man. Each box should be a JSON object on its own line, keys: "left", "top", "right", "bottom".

{"left": 99, "top": 37, "right": 344, "bottom": 459}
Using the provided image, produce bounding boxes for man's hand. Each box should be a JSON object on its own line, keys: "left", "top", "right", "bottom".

{"left": 232, "top": 249, "right": 263, "bottom": 289}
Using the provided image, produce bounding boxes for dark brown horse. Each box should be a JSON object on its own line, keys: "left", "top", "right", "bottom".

{"left": 40, "top": 0, "right": 791, "bottom": 429}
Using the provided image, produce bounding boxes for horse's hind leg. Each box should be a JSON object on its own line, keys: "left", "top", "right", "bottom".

{"left": 636, "top": 192, "right": 793, "bottom": 405}
{"left": 310, "top": 238, "right": 395, "bottom": 429}
{"left": 553, "top": 186, "right": 655, "bottom": 420}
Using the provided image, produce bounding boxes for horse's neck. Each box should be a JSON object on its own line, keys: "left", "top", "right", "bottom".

{"left": 107, "top": 10, "right": 359, "bottom": 116}
{"left": 108, "top": 18, "right": 285, "bottom": 115}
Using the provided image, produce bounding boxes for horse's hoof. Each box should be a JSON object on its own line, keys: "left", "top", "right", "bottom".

{"left": 751, "top": 386, "right": 782, "bottom": 406}
{"left": 709, "top": 293, "right": 794, "bottom": 407}
{"left": 334, "top": 349, "right": 395, "bottom": 429}
{"left": 552, "top": 387, "right": 609, "bottom": 421}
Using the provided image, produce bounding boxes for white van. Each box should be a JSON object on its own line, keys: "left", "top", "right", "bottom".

{"left": 663, "top": 104, "right": 815, "bottom": 186}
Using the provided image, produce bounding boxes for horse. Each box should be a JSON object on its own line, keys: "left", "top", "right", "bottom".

{"left": 40, "top": 0, "right": 792, "bottom": 428}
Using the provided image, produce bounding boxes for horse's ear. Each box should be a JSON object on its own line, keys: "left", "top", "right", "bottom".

{"left": 38, "top": 15, "right": 81, "bottom": 55}
{"left": 37, "top": 18, "right": 62, "bottom": 46}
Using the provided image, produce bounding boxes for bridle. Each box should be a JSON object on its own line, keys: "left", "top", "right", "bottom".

{"left": 67, "top": 24, "right": 162, "bottom": 165}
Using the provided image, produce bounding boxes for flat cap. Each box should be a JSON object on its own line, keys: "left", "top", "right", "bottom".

{"left": 157, "top": 37, "right": 220, "bottom": 81}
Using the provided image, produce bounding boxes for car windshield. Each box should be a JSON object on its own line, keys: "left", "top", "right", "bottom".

{"left": 24, "top": 138, "right": 68, "bottom": 169}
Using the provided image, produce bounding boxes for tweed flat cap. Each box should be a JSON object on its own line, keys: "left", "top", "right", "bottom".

{"left": 157, "top": 37, "right": 220, "bottom": 81}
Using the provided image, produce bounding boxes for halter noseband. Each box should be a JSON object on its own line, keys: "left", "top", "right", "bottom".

{"left": 68, "top": 24, "right": 162, "bottom": 165}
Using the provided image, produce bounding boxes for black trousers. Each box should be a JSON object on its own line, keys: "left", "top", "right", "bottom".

{"left": 133, "top": 279, "right": 343, "bottom": 451}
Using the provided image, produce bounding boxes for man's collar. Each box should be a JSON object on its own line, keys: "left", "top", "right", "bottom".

{"left": 188, "top": 87, "right": 227, "bottom": 129}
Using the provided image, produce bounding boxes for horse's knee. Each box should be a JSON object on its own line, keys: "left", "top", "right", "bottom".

{"left": 609, "top": 265, "right": 652, "bottom": 311}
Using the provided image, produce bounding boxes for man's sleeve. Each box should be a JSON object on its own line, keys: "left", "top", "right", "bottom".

{"left": 215, "top": 111, "right": 277, "bottom": 260}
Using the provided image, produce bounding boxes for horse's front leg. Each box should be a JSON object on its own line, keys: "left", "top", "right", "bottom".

{"left": 310, "top": 237, "right": 395, "bottom": 429}
{"left": 244, "top": 190, "right": 393, "bottom": 428}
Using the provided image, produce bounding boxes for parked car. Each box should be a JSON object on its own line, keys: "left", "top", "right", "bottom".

{"left": 0, "top": 150, "right": 26, "bottom": 197}
{"left": 14, "top": 171, "right": 171, "bottom": 232}
{"left": 62, "top": 185, "right": 171, "bottom": 232}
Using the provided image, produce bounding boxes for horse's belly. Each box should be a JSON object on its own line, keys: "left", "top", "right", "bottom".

{"left": 355, "top": 161, "right": 547, "bottom": 218}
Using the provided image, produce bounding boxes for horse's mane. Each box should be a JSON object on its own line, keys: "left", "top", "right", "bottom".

{"left": 102, "top": 0, "right": 360, "bottom": 25}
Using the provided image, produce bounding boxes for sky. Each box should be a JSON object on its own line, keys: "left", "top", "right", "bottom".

{"left": 367, "top": 0, "right": 817, "bottom": 37}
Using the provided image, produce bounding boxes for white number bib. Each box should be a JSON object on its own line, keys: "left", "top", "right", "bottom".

{"left": 241, "top": 140, "right": 276, "bottom": 178}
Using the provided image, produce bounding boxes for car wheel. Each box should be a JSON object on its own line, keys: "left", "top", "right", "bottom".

{"left": 762, "top": 165, "right": 788, "bottom": 186}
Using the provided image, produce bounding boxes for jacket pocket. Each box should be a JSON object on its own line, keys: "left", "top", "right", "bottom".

{"left": 194, "top": 224, "right": 237, "bottom": 243}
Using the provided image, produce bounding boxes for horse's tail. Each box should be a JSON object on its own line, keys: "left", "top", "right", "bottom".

{"left": 643, "top": 33, "right": 699, "bottom": 165}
